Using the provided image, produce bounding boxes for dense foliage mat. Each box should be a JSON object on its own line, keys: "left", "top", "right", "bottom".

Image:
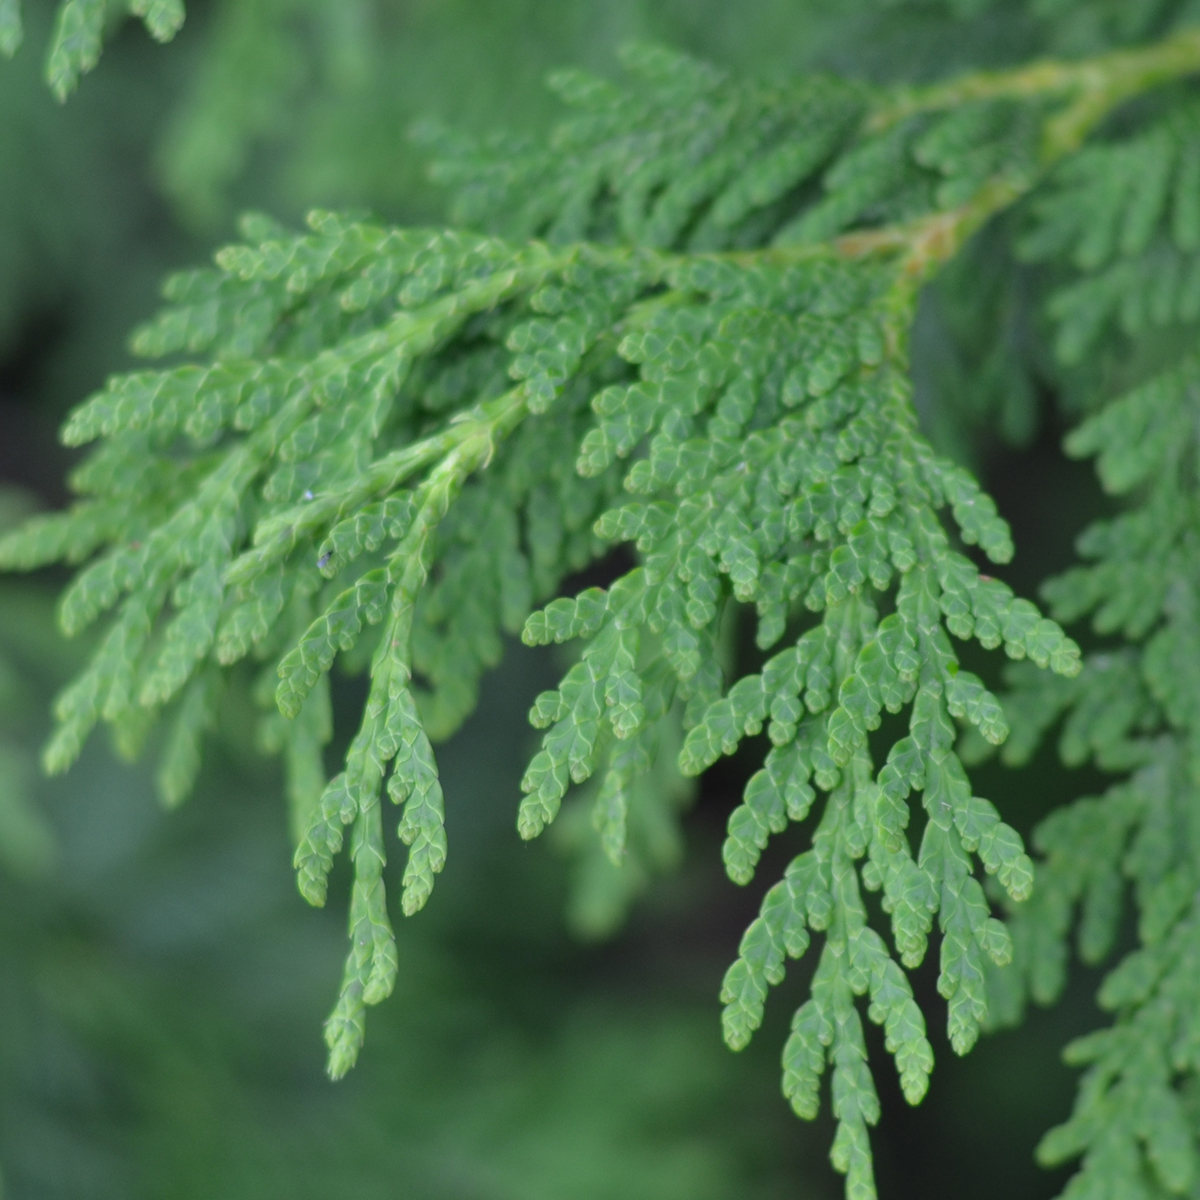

{"left": 8, "top": 5, "right": 1200, "bottom": 1198}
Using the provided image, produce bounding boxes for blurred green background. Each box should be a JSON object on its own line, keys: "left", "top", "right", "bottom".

{"left": 0, "top": 2, "right": 1123, "bottom": 1197}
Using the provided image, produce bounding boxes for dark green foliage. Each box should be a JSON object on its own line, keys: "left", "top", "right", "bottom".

{"left": 11, "top": 8, "right": 1200, "bottom": 1200}
{"left": 970, "top": 355, "right": 1200, "bottom": 1199}
{"left": 0, "top": 606, "right": 824, "bottom": 1200}
{"left": 426, "top": 45, "right": 868, "bottom": 249}
{"left": 949, "top": 50, "right": 1200, "bottom": 1193}
{"left": 0, "top": 39, "right": 1100, "bottom": 1197}
{"left": 431, "top": 46, "right": 1053, "bottom": 258}
{"left": 1021, "top": 102, "right": 1200, "bottom": 363}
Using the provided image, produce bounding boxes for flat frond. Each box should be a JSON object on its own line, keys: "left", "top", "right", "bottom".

{"left": 14, "top": 29, "right": 1200, "bottom": 1200}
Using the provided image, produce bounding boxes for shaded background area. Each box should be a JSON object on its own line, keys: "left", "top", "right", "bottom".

{"left": 0, "top": 2, "right": 1128, "bottom": 1197}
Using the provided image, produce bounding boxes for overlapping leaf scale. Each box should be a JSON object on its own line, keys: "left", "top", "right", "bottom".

{"left": 257, "top": 666, "right": 333, "bottom": 845}
{"left": 1022, "top": 101, "right": 1200, "bottom": 361}
{"left": 434, "top": 47, "right": 1050, "bottom": 269}
{"left": 429, "top": 42, "right": 868, "bottom": 252}
{"left": 0, "top": 495, "right": 138, "bottom": 571}
{"left": 1033, "top": 751, "right": 1200, "bottom": 1199}
{"left": 36, "top": 0, "right": 184, "bottom": 101}
{"left": 11, "top": 22, "right": 1200, "bottom": 1200}
{"left": 545, "top": 654, "right": 696, "bottom": 939}
{"left": 23, "top": 217, "right": 610, "bottom": 785}
{"left": 227, "top": 232, "right": 649, "bottom": 1074}
{"left": 276, "top": 568, "right": 391, "bottom": 718}
{"left": 518, "top": 252, "right": 1078, "bottom": 1200}
{"left": 2, "top": 209, "right": 675, "bottom": 1087}
{"left": 1036, "top": 902, "right": 1200, "bottom": 1200}
{"left": 519, "top": 572, "right": 661, "bottom": 838}
{"left": 156, "top": 666, "right": 221, "bottom": 808}
{"left": 3, "top": 34, "right": 1177, "bottom": 1199}
{"left": 411, "top": 392, "right": 624, "bottom": 744}
{"left": 293, "top": 503, "right": 450, "bottom": 1079}
{"left": 975, "top": 353, "right": 1200, "bottom": 1196}
{"left": 776, "top": 95, "right": 1044, "bottom": 248}
{"left": 757, "top": 753, "right": 933, "bottom": 1200}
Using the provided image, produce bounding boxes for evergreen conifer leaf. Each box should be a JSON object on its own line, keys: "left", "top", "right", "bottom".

{"left": 1022, "top": 101, "right": 1200, "bottom": 362}
{"left": 44, "top": 0, "right": 106, "bottom": 100}
{"left": 427, "top": 48, "right": 870, "bottom": 252}
{"left": 127, "top": 0, "right": 184, "bottom": 41}
{"left": 508, "top": 228, "right": 1080, "bottom": 1193}
{"left": 155, "top": 666, "right": 219, "bottom": 808}
{"left": 0, "top": 0, "right": 22, "bottom": 58}
{"left": 14, "top": 28, "right": 1200, "bottom": 1199}
{"left": 25, "top": 0, "right": 187, "bottom": 100}
{"left": 980, "top": 345, "right": 1200, "bottom": 1197}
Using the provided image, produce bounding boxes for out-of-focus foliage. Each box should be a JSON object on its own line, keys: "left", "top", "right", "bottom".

{"left": 0, "top": 628, "right": 820, "bottom": 1200}
{"left": 0, "top": 7, "right": 966, "bottom": 1200}
{"left": 0, "top": 555, "right": 56, "bottom": 879}
{"left": 0, "top": 0, "right": 183, "bottom": 99}
{"left": 10, "top": 4, "right": 1200, "bottom": 1200}
{"left": 963, "top": 128, "right": 1200, "bottom": 1194}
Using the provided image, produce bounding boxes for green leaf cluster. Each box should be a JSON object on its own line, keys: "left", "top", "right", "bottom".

{"left": 16, "top": 22, "right": 1200, "bottom": 1200}
{"left": 1023, "top": 101, "right": 1200, "bottom": 362}
{"left": 0, "top": 0, "right": 184, "bottom": 99}
{"left": 970, "top": 355, "right": 1200, "bottom": 1198}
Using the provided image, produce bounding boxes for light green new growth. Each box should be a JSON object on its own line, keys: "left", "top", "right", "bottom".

{"left": 0, "top": 0, "right": 184, "bottom": 99}
{"left": 8, "top": 21, "right": 1200, "bottom": 1200}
